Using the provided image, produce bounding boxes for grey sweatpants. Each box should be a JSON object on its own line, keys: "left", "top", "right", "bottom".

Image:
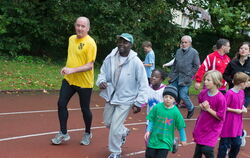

{"left": 103, "top": 102, "right": 132, "bottom": 154}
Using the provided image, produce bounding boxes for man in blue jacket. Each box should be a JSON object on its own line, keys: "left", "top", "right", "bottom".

{"left": 96, "top": 33, "right": 148, "bottom": 158}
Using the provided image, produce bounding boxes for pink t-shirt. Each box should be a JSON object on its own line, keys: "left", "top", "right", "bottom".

{"left": 220, "top": 89, "right": 245, "bottom": 138}
{"left": 193, "top": 89, "right": 226, "bottom": 147}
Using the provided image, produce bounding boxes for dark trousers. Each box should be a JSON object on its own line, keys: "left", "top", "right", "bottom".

{"left": 145, "top": 147, "right": 169, "bottom": 158}
{"left": 217, "top": 137, "right": 241, "bottom": 158}
{"left": 193, "top": 144, "right": 214, "bottom": 158}
{"left": 58, "top": 79, "right": 92, "bottom": 134}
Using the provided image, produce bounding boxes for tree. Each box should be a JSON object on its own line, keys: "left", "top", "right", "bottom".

{"left": 0, "top": 0, "right": 185, "bottom": 65}
{"left": 186, "top": 0, "right": 250, "bottom": 38}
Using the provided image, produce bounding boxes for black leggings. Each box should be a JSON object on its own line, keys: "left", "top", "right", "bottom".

{"left": 58, "top": 79, "right": 92, "bottom": 134}
{"left": 193, "top": 144, "right": 214, "bottom": 158}
{"left": 145, "top": 147, "right": 169, "bottom": 158}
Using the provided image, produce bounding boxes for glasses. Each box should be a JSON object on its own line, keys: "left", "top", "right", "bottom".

{"left": 181, "top": 41, "right": 189, "bottom": 44}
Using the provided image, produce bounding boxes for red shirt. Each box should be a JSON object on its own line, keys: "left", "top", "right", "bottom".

{"left": 195, "top": 51, "right": 231, "bottom": 89}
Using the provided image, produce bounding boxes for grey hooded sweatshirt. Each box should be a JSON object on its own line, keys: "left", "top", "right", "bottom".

{"left": 96, "top": 47, "right": 148, "bottom": 107}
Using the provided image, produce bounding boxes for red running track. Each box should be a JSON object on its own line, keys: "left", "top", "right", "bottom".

{"left": 0, "top": 92, "right": 250, "bottom": 158}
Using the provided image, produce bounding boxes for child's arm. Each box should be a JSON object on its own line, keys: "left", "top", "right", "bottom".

{"left": 227, "top": 107, "right": 243, "bottom": 114}
{"left": 178, "top": 128, "right": 187, "bottom": 146}
{"left": 242, "top": 106, "right": 248, "bottom": 113}
{"left": 199, "top": 103, "right": 206, "bottom": 111}
{"left": 203, "top": 102, "right": 221, "bottom": 120}
{"left": 144, "top": 121, "right": 153, "bottom": 141}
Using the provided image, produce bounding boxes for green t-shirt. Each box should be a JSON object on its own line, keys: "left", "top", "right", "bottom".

{"left": 146, "top": 102, "right": 186, "bottom": 150}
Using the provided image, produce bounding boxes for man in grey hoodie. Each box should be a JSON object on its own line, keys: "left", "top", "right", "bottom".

{"left": 96, "top": 33, "right": 148, "bottom": 158}
{"left": 168, "top": 35, "right": 200, "bottom": 119}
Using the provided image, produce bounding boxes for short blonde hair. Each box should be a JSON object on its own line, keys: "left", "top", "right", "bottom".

{"left": 142, "top": 41, "right": 152, "bottom": 48}
{"left": 233, "top": 72, "right": 249, "bottom": 85}
{"left": 203, "top": 70, "right": 222, "bottom": 88}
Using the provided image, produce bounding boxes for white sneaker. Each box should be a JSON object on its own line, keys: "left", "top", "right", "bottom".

{"left": 241, "top": 130, "right": 247, "bottom": 147}
{"left": 108, "top": 153, "right": 121, "bottom": 158}
{"left": 80, "top": 132, "right": 92, "bottom": 145}
{"left": 51, "top": 131, "right": 70, "bottom": 145}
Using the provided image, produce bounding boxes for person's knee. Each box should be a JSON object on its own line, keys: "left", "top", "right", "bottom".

{"left": 57, "top": 100, "right": 67, "bottom": 109}
{"left": 81, "top": 106, "right": 91, "bottom": 114}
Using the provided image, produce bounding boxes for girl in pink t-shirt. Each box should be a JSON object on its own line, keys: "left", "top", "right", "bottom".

{"left": 217, "top": 72, "right": 248, "bottom": 158}
{"left": 193, "top": 70, "right": 227, "bottom": 158}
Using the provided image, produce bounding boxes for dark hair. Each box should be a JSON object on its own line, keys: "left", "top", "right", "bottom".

{"left": 152, "top": 69, "right": 166, "bottom": 80}
{"left": 216, "top": 38, "right": 229, "bottom": 49}
{"left": 234, "top": 42, "right": 250, "bottom": 59}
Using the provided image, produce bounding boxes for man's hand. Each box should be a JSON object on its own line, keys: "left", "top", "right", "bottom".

{"left": 132, "top": 105, "right": 141, "bottom": 114}
{"left": 194, "top": 82, "right": 201, "bottom": 90}
{"left": 99, "top": 82, "right": 108, "bottom": 89}
{"left": 61, "top": 67, "right": 74, "bottom": 75}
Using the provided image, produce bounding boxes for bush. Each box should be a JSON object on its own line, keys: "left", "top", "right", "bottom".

{"left": 0, "top": 0, "right": 184, "bottom": 66}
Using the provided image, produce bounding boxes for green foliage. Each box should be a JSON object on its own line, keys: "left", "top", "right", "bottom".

{"left": 181, "top": 0, "right": 250, "bottom": 62}
{"left": 0, "top": 0, "right": 184, "bottom": 66}
{"left": 189, "top": 0, "right": 250, "bottom": 38}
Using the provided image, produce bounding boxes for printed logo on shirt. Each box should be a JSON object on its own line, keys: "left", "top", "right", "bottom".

{"left": 165, "top": 118, "right": 173, "bottom": 125}
{"left": 78, "top": 43, "right": 85, "bottom": 50}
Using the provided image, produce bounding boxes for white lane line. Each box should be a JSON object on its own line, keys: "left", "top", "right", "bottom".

{"left": 0, "top": 107, "right": 104, "bottom": 116}
{"left": 125, "top": 151, "right": 145, "bottom": 157}
{"left": 0, "top": 122, "right": 146, "bottom": 142}
{"left": 124, "top": 142, "right": 196, "bottom": 157}
{"left": 2, "top": 117, "right": 249, "bottom": 143}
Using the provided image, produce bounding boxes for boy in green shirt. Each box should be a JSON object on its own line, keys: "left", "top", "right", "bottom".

{"left": 144, "top": 85, "right": 187, "bottom": 158}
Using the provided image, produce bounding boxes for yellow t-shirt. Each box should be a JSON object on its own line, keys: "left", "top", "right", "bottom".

{"left": 64, "top": 35, "right": 97, "bottom": 88}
